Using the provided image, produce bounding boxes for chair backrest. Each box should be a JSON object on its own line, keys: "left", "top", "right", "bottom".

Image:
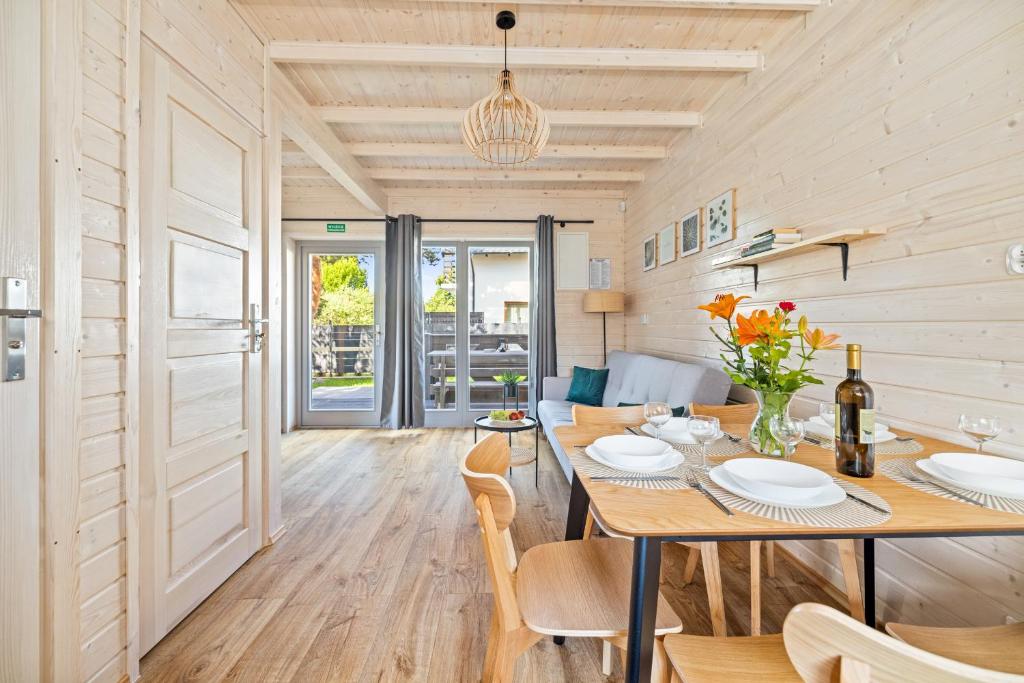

{"left": 689, "top": 401, "right": 758, "bottom": 427}
{"left": 572, "top": 403, "right": 646, "bottom": 428}
{"left": 459, "top": 433, "right": 522, "bottom": 633}
{"left": 783, "top": 603, "right": 1016, "bottom": 682}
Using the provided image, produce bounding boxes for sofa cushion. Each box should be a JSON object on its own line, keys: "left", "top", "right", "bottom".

{"left": 565, "top": 366, "right": 609, "bottom": 406}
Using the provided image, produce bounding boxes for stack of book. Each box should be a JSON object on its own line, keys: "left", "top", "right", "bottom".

{"left": 711, "top": 228, "right": 803, "bottom": 266}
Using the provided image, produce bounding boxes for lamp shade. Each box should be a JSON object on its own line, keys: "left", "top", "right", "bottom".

{"left": 582, "top": 290, "right": 625, "bottom": 314}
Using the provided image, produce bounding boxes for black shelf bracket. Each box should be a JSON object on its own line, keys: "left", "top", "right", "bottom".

{"left": 823, "top": 242, "right": 851, "bottom": 280}
{"left": 742, "top": 263, "right": 759, "bottom": 291}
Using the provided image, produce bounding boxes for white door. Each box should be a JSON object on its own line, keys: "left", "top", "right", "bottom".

{"left": 299, "top": 242, "right": 384, "bottom": 427}
{"left": 139, "top": 46, "right": 263, "bottom": 652}
{"left": 0, "top": 1, "right": 42, "bottom": 677}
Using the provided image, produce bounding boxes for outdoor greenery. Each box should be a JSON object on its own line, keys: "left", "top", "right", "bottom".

{"left": 314, "top": 255, "right": 374, "bottom": 325}
{"left": 312, "top": 375, "right": 373, "bottom": 388}
{"left": 423, "top": 247, "right": 456, "bottom": 313}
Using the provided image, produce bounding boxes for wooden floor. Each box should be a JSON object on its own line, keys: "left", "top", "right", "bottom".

{"left": 140, "top": 428, "right": 844, "bottom": 682}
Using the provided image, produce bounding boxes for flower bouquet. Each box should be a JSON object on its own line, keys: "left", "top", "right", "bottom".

{"left": 698, "top": 294, "right": 840, "bottom": 455}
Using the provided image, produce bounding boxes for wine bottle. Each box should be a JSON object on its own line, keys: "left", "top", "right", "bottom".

{"left": 835, "top": 343, "right": 875, "bottom": 477}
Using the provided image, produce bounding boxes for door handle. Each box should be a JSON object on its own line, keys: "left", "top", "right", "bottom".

{"left": 2, "top": 278, "right": 41, "bottom": 381}
{"left": 249, "top": 303, "right": 269, "bottom": 353}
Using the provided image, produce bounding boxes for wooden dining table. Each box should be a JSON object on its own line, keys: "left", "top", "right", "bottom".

{"left": 555, "top": 423, "right": 1024, "bottom": 683}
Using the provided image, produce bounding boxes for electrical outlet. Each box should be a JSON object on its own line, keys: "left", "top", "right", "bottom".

{"left": 1007, "top": 614, "right": 1020, "bottom": 625}
{"left": 1007, "top": 243, "right": 1024, "bottom": 275}
{"left": 640, "top": 313, "right": 649, "bottom": 326}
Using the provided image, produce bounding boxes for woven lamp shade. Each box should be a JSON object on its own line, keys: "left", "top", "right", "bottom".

{"left": 582, "top": 291, "right": 625, "bottom": 314}
{"left": 462, "top": 70, "right": 551, "bottom": 166}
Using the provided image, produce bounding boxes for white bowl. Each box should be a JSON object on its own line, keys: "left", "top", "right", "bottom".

{"left": 722, "top": 458, "right": 833, "bottom": 502}
{"left": 592, "top": 435, "right": 673, "bottom": 469}
{"left": 810, "top": 415, "right": 890, "bottom": 432}
{"left": 928, "top": 453, "right": 1024, "bottom": 495}
{"left": 640, "top": 421, "right": 697, "bottom": 444}
{"left": 917, "top": 459, "right": 1024, "bottom": 500}
{"left": 710, "top": 466, "right": 846, "bottom": 509}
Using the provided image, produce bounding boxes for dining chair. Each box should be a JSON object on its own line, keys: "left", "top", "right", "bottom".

{"left": 571, "top": 405, "right": 731, "bottom": 646}
{"left": 885, "top": 620, "right": 1024, "bottom": 675}
{"left": 689, "top": 401, "right": 865, "bottom": 635}
{"left": 662, "top": 602, "right": 1015, "bottom": 683}
{"left": 460, "top": 432, "right": 682, "bottom": 682}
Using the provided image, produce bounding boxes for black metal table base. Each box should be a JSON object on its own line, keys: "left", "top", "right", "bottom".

{"left": 473, "top": 420, "right": 540, "bottom": 488}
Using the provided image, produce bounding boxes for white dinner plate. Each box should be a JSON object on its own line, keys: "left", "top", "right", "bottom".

{"left": 809, "top": 415, "right": 891, "bottom": 432}
{"left": 709, "top": 466, "right": 847, "bottom": 509}
{"left": 585, "top": 445, "right": 684, "bottom": 473}
{"left": 640, "top": 422, "right": 697, "bottom": 444}
{"left": 721, "top": 458, "right": 833, "bottom": 502}
{"left": 916, "top": 459, "right": 1024, "bottom": 501}
{"left": 804, "top": 418, "right": 897, "bottom": 443}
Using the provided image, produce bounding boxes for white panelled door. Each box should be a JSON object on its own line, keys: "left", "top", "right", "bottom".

{"left": 139, "top": 46, "right": 263, "bottom": 653}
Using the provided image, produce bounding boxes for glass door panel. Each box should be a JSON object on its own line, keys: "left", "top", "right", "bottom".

{"left": 422, "top": 245, "right": 458, "bottom": 412}
{"left": 468, "top": 246, "right": 531, "bottom": 411}
{"left": 300, "top": 243, "right": 383, "bottom": 427}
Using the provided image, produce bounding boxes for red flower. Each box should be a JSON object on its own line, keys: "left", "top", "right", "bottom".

{"left": 778, "top": 301, "right": 796, "bottom": 313}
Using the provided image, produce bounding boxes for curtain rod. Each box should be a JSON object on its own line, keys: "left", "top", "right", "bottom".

{"left": 282, "top": 216, "right": 594, "bottom": 227}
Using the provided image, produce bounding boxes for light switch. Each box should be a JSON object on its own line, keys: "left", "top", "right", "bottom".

{"left": 640, "top": 313, "right": 649, "bottom": 326}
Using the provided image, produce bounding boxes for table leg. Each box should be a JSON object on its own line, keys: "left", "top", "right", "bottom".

{"left": 474, "top": 425, "right": 477, "bottom": 443}
{"left": 864, "top": 537, "right": 876, "bottom": 628}
{"left": 625, "top": 537, "right": 662, "bottom": 683}
{"left": 508, "top": 432, "right": 513, "bottom": 477}
{"left": 534, "top": 427, "right": 539, "bottom": 488}
{"left": 555, "top": 472, "right": 592, "bottom": 645}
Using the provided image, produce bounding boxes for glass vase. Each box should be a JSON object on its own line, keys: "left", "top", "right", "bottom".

{"left": 749, "top": 390, "right": 795, "bottom": 457}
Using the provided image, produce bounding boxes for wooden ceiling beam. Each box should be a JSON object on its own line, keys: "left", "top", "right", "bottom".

{"left": 284, "top": 166, "right": 644, "bottom": 183}
{"left": 317, "top": 106, "right": 701, "bottom": 128}
{"left": 270, "top": 42, "right": 761, "bottom": 72}
{"left": 283, "top": 140, "right": 667, "bottom": 159}
{"left": 398, "top": 0, "right": 818, "bottom": 8}
{"left": 271, "top": 66, "right": 386, "bottom": 213}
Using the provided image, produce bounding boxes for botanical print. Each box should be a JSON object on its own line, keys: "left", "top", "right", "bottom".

{"left": 679, "top": 209, "right": 701, "bottom": 257}
{"left": 642, "top": 235, "right": 657, "bottom": 271}
{"left": 704, "top": 189, "right": 736, "bottom": 247}
{"left": 658, "top": 223, "right": 676, "bottom": 265}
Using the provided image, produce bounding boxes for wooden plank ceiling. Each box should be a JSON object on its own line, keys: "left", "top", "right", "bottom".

{"left": 233, "top": 0, "right": 812, "bottom": 202}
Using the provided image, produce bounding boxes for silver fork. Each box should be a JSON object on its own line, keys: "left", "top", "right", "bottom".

{"left": 685, "top": 470, "right": 733, "bottom": 516}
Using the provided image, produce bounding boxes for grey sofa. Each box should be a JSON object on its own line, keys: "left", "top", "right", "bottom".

{"left": 537, "top": 351, "right": 732, "bottom": 481}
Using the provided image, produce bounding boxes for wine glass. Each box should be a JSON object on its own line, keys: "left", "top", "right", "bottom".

{"left": 770, "top": 414, "right": 805, "bottom": 460}
{"left": 688, "top": 415, "right": 721, "bottom": 471}
{"left": 958, "top": 414, "right": 1001, "bottom": 454}
{"left": 643, "top": 401, "right": 673, "bottom": 440}
{"left": 818, "top": 402, "right": 835, "bottom": 430}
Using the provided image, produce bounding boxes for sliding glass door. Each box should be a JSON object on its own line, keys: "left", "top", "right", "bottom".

{"left": 423, "top": 241, "right": 533, "bottom": 427}
{"left": 300, "top": 243, "right": 384, "bottom": 427}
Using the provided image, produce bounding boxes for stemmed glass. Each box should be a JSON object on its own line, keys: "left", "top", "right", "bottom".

{"left": 643, "top": 401, "right": 673, "bottom": 440}
{"left": 818, "top": 402, "right": 836, "bottom": 432}
{"left": 770, "top": 414, "right": 805, "bottom": 460}
{"left": 958, "top": 414, "right": 1001, "bottom": 454}
{"left": 688, "top": 415, "right": 721, "bottom": 472}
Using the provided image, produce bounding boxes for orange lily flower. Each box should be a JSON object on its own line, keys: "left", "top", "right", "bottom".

{"left": 736, "top": 309, "right": 784, "bottom": 346}
{"left": 698, "top": 293, "right": 750, "bottom": 321}
{"left": 803, "top": 327, "right": 842, "bottom": 350}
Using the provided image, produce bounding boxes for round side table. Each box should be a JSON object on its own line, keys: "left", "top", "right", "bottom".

{"left": 473, "top": 416, "right": 539, "bottom": 487}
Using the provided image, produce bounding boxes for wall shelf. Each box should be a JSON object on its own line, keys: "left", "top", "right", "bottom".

{"left": 712, "top": 228, "right": 887, "bottom": 290}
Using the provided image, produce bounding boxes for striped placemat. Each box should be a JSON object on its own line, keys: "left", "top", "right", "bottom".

{"left": 881, "top": 459, "right": 1024, "bottom": 515}
{"left": 805, "top": 436, "right": 925, "bottom": 456}
{"left": 571, "top": 449, "right": 892, "bottom": 527}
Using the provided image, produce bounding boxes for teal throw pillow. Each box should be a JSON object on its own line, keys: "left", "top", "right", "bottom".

{"left": 565, "top": 366, "right": 609, "bottom": 407}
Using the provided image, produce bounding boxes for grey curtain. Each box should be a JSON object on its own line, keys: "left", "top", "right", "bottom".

{"left": 380, "top": 214, "right": 425, "bottom": 428}
{"left": 530, "top": 215, "right": 558, "bottom": 414}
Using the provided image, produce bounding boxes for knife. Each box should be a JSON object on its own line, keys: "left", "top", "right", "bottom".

{"left": 686, "top": 471, "right": 734, "bottom": 516}
{"left": 836, "top": 486, "right": 890, "bottom": 514}
{"left": 590, "top": 475, "right": 680, "bottom": 481}
{"left": 904, "top": 473, "right": 986, "bottom": 507}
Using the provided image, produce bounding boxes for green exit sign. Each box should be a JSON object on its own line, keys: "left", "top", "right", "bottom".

{"left": 326, "top": 222, "right": 346, "bottom": 233}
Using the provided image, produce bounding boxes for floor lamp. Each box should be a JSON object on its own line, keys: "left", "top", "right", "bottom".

{"left": 582, "top": 290, "right": 625, "bottom": 366}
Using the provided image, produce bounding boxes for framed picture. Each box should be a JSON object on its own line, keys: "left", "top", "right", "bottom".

{"left": 658, "top": 223, "right": 676, "bottom": 266}
{"left": 679, "top": 209, "right": 701, "bottom": 257}
{"left": 642, "top": 235, "right": 657, "bottom": 271}
{"left": 704, "top": 189, "right": 736, "bottom": 248}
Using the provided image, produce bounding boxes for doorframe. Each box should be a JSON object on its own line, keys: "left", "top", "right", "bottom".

{"left": 423, "top": 240, "right": 534, "bottom": 428}
{"left": 298, "top": 241, "right": 386, "bottom": 427}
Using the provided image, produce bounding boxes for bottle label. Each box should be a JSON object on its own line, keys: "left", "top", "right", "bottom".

{"left": 834, "top": 403, "right": 840, "bottom": 439}
{"left": 859, "top": 408, "right": 876, "bottom": 444}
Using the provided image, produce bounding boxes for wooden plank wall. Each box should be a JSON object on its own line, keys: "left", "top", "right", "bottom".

{"left": 282, "top": 187, "right": 628, "bottom": 376}
{"left": 622, "top": 0, "right": 1024, "bottom": 626}
{"left": 75, "top": 0, "right": 266, "bottom": 680}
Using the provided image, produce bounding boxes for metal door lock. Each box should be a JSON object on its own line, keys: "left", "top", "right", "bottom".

{"left": 249, "top": 303, "right": 269, "bottom": 353}
{"left": 2, "top": 278, "right": 42, "bottom": 381}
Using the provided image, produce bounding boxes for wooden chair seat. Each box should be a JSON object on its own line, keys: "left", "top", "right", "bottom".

{"left": 517, "top": 537, "right": 683, "bottom": 637}
{"left": 662, "top": 633, "right": 799, "bottom": 683}
{"left": 885, "top": 622, "right": 1024, "bottom": 675}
